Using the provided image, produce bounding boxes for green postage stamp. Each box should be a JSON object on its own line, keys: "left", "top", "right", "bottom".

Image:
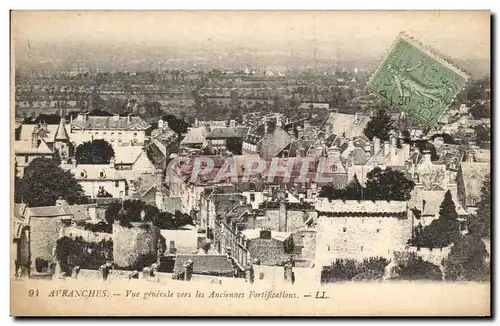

{"left": 367, "top": 33, "right": 469, "bottom": 130}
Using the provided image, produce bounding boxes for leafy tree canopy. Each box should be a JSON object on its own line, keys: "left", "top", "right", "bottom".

{"left": 17, "top": 157, "right": 86, "bottom": 207}
{"left": 363, "top": 109, "right": 395, "bottom": 142}
{"left": 162, "top": 114, "right": 190, "bottom": 135}
{"left": 75, "top": 139, "right": 115, "bottom": 164}
{"left": 364, "top": 167, "right": 415, "bottom": 201}
{"left": 443, "top": 233, "right": 489, "bottom": 282}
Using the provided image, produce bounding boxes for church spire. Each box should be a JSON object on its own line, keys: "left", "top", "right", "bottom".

{"left": 55, "top": 115, "right": 69, "bottom": 141}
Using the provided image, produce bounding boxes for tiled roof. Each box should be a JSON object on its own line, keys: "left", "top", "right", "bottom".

{"left": 71, "top": 116, "right": 151, "bottom": 130}
{"left": 206, "top": 127, "right": 249, "bottom": 139}
{"left": 26, "top": 205, "right": 73, "bottom": 218}
{"left": 420, "top": 190, "right": 468, "bottom": 216}
{"left": 173, "top": 254, "right": 234, "bottom": 274}
{"left": 258, "top": 128, "right": 294, "bottom": 160}
{"left": 113, "top": 146, "right": 144, "bottom": 165}
{"left": 14, "top": 139, "right": 53, "bottom": 154}
{"left": 326, "top": 113, "right": 370, "bottom": 138}
{"left": 68, "top": 205, "right": 92, "bottom": 221}
{"left": 180, "top": 127, "right": 207, "bottom": 145}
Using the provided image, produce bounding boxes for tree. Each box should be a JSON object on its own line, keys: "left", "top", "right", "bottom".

{"left": 364, "top": 167, "right": 415, "bottom": 201}
{"left": 363, "top": 109, "right": 394, "bottom": 142}
{"left": 443, "top": 233, "right": 489, "bottom": 281}
{"left": 162, "top": 114, "right": 189, "bottom": 136}
{"left": 105, "top": 199, "right": 159, "bottom": 226}
{"left": 75, "top": 139, "right": 115, "bottom": 164}
{"left": 319, "top": 174, "right": 363, "bottom": 200}
{"left": 394, "top": 253, "right": 443, "bottom": 281}
{"left": 413, "top": 190, "right": 460, "bottom": 248}
{"left": 474, "top": 125, "right": 490, "bottom": 146}
{"left": 17, "top": 157, "right": 86, "bottom": 207}
{"left": 468, "top": 174, "right": 490, "bottom": 238}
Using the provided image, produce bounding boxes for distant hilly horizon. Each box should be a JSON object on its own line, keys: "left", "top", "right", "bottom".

{"left": 13, "top": 42, "right": 490, "bottom": 78}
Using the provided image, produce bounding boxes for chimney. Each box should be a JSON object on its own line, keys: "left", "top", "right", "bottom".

{"left": 348, "top": 152, "right": 355, "bottom": 167}
{"left": 364, "top": 143, "right": 372, "bottom": 156}
{"left": 31, "top": 131, "right": 38, "bottom": 149}
{"left": 422, "top": 150, "right": 432, "bottom": 162}
{"left": 169, "top": 241, "right": 177, "bottom": 254}
{"left": 297, "top": 126, "right": 303, "bottom": 139}
{"left": 109, "top": 156, "right": 115, "bottom": 169}
{"left": 303, "top": 121, "right": 310, "bottom": 131}
{"left": 183, "top": 259, "right": 193, "bottom": 281}
{"left": 245, "top": 265, "right": 255, "bottom": 284}
{"left": 71, "top": 266, "right": 80, "bottom": 279}
{"left": 383, "top": 141, "right": 390, "bottom": 157}
{"left": 278, "top": 200, "right": 287, "bottom": 232}
{"left": 264, "top": 118, "right": 268, "bottom": 135}
{"left": 77, "top": 112, "right": 87, "bottom": 122}
{"left": 127, "top": 113, "right": 132, "bottom": 123}
{"left": 158, "top": 119, "right": 164, "bottom": 130}
{"left": 283, "top": 258, "right": 295, "bottom": 284}
{"left": 298, "top": 146, "right": 305, "bottom": 158}
{"left": 276, "top": 115, "right": 282, "bottom": 128}
{"left": 447, "top": 182, "right": 458, "bottom": 200}
{"left": 354, "top": 112, "right": 361, "bottom": 124}
{"left": 373, "top": 137, "right": 381, "bottom": 154}
{"left": 402, "top": 143, "right": 411, "bottom": 161}
{"left": 142, "top": 267, "right": 151, "bottom": 279}
{"left": 55, "top": 196, "right": 68, "bottom": 206}
{"left": 194, "top": 118, "right": 199, "bottom": 128}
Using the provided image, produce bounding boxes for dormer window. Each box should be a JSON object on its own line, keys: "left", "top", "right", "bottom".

{"left": 100, "top": 171, "right": 106, "bottom": 178}
{"left": 80, "top": 170, "right": 87, "bottom": 178}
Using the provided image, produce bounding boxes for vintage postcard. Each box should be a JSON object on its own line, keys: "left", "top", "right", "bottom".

{"left": 10, "top": 10, "right": 491, "bottom": 316}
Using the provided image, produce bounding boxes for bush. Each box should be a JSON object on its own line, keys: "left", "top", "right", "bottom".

{"left": 321, "top": 257, "right": 389, "bottom": 283}
{"left": 393, "top": 253, "right": 443, "bottom": 281}
{"left": 55, "top": 236, "right": 113, "bottom": 275}
{"left": 74, "top": 221, "right": 113, "bottom": 233}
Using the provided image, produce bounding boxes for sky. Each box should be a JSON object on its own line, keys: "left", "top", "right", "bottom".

{"left": 11, "top": 11, "right": 490, "bottom": 67}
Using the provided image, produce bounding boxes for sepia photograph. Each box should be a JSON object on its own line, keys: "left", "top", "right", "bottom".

{"left": 10, "top": 10, "right": 491, "bottom": 316}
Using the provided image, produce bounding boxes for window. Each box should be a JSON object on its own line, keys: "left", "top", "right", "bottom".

{"left": 376, "top": 229, "right": 380, "bottom": 233}
{"left": 24, "top": 156, "right": 29, "bottom": 164}
{"left": 330, "top": 164, "right": 338, "bottom": 173}
{"left": 472, "top": 197, "right": 479, "bottom": 205}
{"left": 115, "top": 181, "right": 119, "bottom": 187}
{"left": 134, "top": 132, "right": 138, "bottom": 137}
{"left": 250, "top": 193, "right": 255, "bottom": 202}
{"left": 360, "top": 246, "right": 363, "bottom": 252}
{"left": 343, "top": 227, "right": 347, "bottom": 232}
{"left": 327, "top": 245, "right": 330, "bottom": 251}
{"left": 35, "top": 258, "right": 49, "bottom": 273}
{"left": 100, "top": 171, "right": 105, "bottom": 178}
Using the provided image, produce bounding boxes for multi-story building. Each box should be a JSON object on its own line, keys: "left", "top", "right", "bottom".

{"left": 315, "top": 199, "right": 413, "bottom": 268}
{"left": 69, "top": 112, "right": 151, "bottom": 148}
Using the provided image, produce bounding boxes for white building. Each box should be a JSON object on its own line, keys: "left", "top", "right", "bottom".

{"left": 60, "top": 163, "right": 127, "bottom": 199}
{"left": 69, "top": 112, "right": 151, "bottom": 148}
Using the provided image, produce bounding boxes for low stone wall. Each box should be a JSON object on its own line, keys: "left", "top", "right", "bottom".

{"left": 404, "top": 246, "right": 452, "bottom": 266}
